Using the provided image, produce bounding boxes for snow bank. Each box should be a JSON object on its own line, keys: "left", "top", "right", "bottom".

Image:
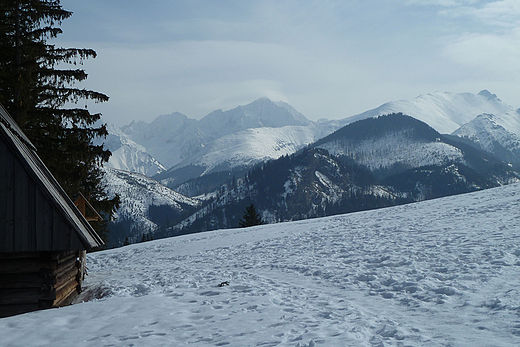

{"left": 2, "top": 184, "right": 520, "bottom": 346}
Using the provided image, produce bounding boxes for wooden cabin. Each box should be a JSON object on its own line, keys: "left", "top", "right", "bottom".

{"left": 0, "top": 104, "right": 104, "bottom": 318}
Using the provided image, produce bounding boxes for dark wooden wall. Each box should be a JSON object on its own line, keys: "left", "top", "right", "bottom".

{"left": 0, "top": 251, "right": 83, "bottom": 318}
{"left": 0, "top": 136, "right": 84, "bottom": 252}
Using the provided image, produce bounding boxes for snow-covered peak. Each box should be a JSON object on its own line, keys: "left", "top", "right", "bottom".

{"left": 452, "top": 113, "right": 520, "bottom": 164}
{"left": 343, "top": 91, "right": 515, "bottom": 134}
{"left": 478, "top": 89, "right": 500, "bottom": 101}
{"left": 149, "top": 112, "right": 192, "bottom": 131}
{"left": 173, "top": 125, "right": 320, "bottom": 175}
{"left": 122, "top": 112, "right": 195, "bottom": 140}
{"left": 110, "top": 98, "right": 317, "bottom": 171}
{"left": 199, "top": 97, "right": 311, "bottom": 133}
{"left": 102, "top": 123, "right": 166, "bottom": 176}
{"left": 102, "top": 167, "right": 200, "bottom": 239}
{"left": 274, "top": 100, "right": 309, "bottom": 124}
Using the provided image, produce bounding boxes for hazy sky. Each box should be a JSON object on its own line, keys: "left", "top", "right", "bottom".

{"left": 55, "top": 0, "right": 520, "bottom": 126}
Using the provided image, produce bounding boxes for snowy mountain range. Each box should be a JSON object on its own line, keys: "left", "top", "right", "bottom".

{"left": 314, "top": 113, "right": 465, "bottom": 173}
{"left": 106, "top": 98, "right": 334, "bottom": 189}
{"left": 453, "top": 113, "right": 520, "bottom": 166}
{"left": 103, "top": 90, "right": 520, "bottom": 184}
{"left": 344, "top": 90, "right": 520, "bottom": 167}
{"left": 165, "top": 113, "right": 518, "bottom": 237}
{"left": 100, "top": 90, "right": 520, "bottom": 245}
{"left": 345, "top": 90, "right": 519, "bottom": 134}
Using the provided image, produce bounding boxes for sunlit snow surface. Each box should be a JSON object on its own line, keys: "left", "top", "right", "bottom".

{"left": 3, "top": 184, "right": 520, "bottom": 346}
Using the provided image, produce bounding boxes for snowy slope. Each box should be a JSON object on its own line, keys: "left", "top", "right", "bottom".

{"left": 119, "top": 98, "right": 317, "bottom": 170}
{"left": 320, "top": 130, "right": 465, "bottom": 172}
{"left": 453, "top": 113, "right": 520, "bottom": 165}
{"left": 102, "top": 124, "right": 166, "bottom": 176}
{"left": 102, "top": 168, "right": 200, "bottom": 240}
{"left": 3, "top": 184, "right": 520, "bottom": 346}
{"left": 345, "top": 90, "right": 516, "bottom": 134}
{"left": 168, "top": 125, "right": 320, "bottom": 176}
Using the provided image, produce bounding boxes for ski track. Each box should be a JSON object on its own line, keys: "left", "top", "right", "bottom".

{"left": 2, "top": 185, "right": 520, "bottom": 346}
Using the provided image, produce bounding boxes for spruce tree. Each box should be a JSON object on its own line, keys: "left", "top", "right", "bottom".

{"left": 238, "top": 204, "right": 264, "bottom": 228}
{"left": 0, "top": 0, "right": 118, "bottom": 242}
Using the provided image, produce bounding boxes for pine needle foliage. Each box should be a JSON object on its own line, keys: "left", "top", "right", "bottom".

{"left": 238, "top": 204, "right": 264, "bottom": 228}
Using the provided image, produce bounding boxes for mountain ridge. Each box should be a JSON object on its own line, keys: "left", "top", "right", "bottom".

{"left": 160, "top": 113, "right": 518, "bottom": 238}
{"left": 103, "top": 90, "right": 520, "bottom": 183}
{"left": 100, "top": 91, "right": 520, "bottom": 245}
{"left": 344, "top": 90, "right": 516, "bottom": 134}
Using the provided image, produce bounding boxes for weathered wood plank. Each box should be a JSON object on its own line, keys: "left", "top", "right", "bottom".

{"left": 0, "top": 139, "right": 15, "bottom": 252}
{"left": 0, "top": 251, "right": 77, "bottom": 274}
{"left": 0, "top": 288, "right": 45, "bottom": 305}
{"left": 56, "top": 250, "right": 78, "bottom": 264}
{"left": 0, "top": 257, "right": 57, "bottom": 275}
{"left": 52, "top": 209, "right": 73, "bottom": 250}
{"left": 52, "top": 208, "right": 59, "bottom": 249}
{"left": 55, "top": 266, "right": 78, "bottom": 290}
{"left": 0, "top": 273, "right": 47, "bottom": 289}
{"left": 69, "top": 229, "right": 84, "bottom": 250}
{"left": 61, "top": 218, "right": 73, "bottom": 250}
{"left": 13, "top": 159, "right": 30, "bottom": 251}
{"left": 36, "top": 192, "right": 53, "bottom": 250}
{"left": 0, "top": 303, "right": 40, "bottom": 318}
{"left": 55, "top": 257, "right": 78, "bottom": 279}
{"left": 54, "top": 280, "right": 79, "bottom": 307}
{"left": 27, "top": 177, "right": 37, "bottom": 250}
{"left": 0, "top": 251, "right": 41, "bottom": 260}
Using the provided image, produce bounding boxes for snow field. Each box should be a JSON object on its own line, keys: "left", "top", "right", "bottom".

{"left": 2, "top": 184, "right": 520, "bottom": 346}
{"left": 345, "top": 91, "right": 517, "bottom": 135}
{"left": 319, "top": 133, "right": 465, "bottom": 172}
{"left": 185, "top": 125, "right": 318, "bottom": 173}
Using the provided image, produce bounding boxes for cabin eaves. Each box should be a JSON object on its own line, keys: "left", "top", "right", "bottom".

{"left": 0, "top": 104, "right": 104, "bottom": 252}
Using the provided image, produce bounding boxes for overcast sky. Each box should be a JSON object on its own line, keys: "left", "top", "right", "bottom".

{"left": 55, "top": 0, "right": 520, "bottom": 126}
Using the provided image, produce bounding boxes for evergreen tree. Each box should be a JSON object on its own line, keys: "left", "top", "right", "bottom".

{"left": 0, "top": 0, "right": 119, "bottom": 241}
{"left": 238, "top": 204, "right": 263, "bottom": 228}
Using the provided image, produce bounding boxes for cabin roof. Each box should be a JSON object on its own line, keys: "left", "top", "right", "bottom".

{"left": 0, "top": 104, "right": 104, "bottom": 252}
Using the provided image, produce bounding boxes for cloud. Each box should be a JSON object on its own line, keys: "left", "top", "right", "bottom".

{"left": 443, "top": 28, "right": 520, "bottom": 78}
{"left": 56, "top": 0, "right": 519, "bottom": 125}
{"left": 436, "top": 1, "right": 520, "bottom": 76}
{"left": 439, "top": 0, "right": 520, "bottom": 30}
{"left": 405, "top": 0, "right": 478, "bottom": 7}
{"left": 65, "top": 39, "right": 378, "bottom": 125}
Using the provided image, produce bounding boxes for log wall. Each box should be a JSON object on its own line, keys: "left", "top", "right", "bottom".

{"left": 0, "top": 251, "right": 84, "bottom": 318}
